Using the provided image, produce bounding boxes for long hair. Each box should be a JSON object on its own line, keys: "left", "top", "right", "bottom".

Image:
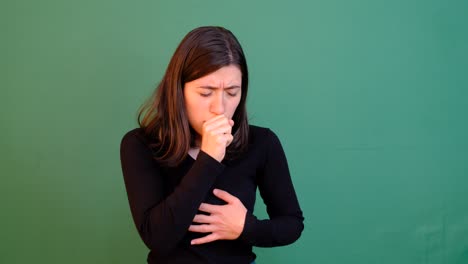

{"left": 137, "top": 26, "right": 249, "bottom": 167}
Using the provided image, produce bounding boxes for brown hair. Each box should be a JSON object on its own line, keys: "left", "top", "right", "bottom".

{"left": 137, "top": 26, "right": 249, "bottom": 167}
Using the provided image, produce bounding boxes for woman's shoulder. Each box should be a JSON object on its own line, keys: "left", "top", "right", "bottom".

{"left": 245, "top": 125, "right": 285, "bottom": 161}
{"left": 248, "top": 124, "right": 279, "bottom": 145}
{"left": 248, "top": 124, "right": 269, "bottom": 136}
{"left": 121, "top": 127, "right": 157, "bottom": 149}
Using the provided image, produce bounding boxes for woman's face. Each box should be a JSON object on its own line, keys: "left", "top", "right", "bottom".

{"left": 184, "top": 64, "right": 242, "bottom": 139}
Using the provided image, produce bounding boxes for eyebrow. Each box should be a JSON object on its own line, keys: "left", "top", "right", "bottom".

{"left": 197, "top": 85, "right": 241, "bottom": 90}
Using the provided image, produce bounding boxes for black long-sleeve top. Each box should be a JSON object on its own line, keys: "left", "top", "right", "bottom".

{"left": 120, "top": 125, "right": 304, "bottom": 264}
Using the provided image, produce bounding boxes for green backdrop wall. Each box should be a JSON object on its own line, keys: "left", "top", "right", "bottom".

{"left": 1, "top": 0, "right": 467, "bottom": 263}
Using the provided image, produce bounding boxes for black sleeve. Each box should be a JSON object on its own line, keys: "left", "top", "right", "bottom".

{"left": 239, "top": 129, "right": 304, "bottom": 247}
{"left": 119, "top": 130, "right": 225, "bottom": 255}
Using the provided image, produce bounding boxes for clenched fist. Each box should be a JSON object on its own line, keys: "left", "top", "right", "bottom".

{"left": 200, "top": 115, "right": 234, "bottom": 162}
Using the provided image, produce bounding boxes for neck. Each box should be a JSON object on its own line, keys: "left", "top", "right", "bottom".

{"left": 193, "top": 135, "right": 201, "bottom": 148}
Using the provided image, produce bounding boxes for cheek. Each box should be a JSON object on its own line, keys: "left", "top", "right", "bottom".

{"left": 185, "top": 99, "right": 208, "bottom": 133}
{"left": 231, "top": 97, "right": 242, "bottom": 112}
{"left": 186, "top": 104, "right": 200, "bottom": 122}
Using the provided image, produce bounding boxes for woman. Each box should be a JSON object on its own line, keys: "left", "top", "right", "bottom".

{"left": 120, "top": 26, "right": 304, "bottom": 264}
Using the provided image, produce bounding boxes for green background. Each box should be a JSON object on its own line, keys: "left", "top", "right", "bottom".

{"left": 1, "top": 0, "right": 467, "bottom": 263}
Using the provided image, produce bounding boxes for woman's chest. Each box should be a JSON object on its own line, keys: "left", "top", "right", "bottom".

{"left": 163, "top": 155, "right": 261, "bottom": 211}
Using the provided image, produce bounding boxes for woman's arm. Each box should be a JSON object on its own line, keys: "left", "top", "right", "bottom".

{"left": 239, "top": 129, "right": 304, "bottom": 247}
{"left": 119, "top": 129, "right": 225, "bottom": 255}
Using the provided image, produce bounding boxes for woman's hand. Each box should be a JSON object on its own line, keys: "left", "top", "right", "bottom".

{"left": 189, "top": 189, "right": 247, "bottom": 245}
{"left": 200, "top": 115, "right": 234, "bottom": 162}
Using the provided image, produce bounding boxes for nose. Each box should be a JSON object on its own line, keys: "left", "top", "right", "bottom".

{"left": 210, "top": 92, "right": 225, "bottom": 115}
